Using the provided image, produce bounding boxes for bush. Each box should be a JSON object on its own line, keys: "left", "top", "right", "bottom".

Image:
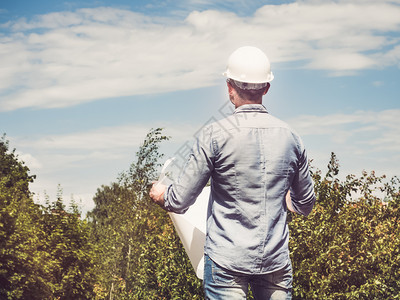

{"left": 289, "top": 153, "right": 400, "bottom": 299}
{"left": 89, "top": 129, "right": 204, "bottom": 299}
{"left": 0, "top": 136, "right": 97, "bottom": 299}
{"left": 4, "top": 131, "right": 399, "bottom": 298}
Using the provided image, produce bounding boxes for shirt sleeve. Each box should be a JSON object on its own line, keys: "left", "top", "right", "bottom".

{"left": 290, "top": 148, "right": 316, "bottom": 216}
{"left": 164, "top": 125, "right": 214, "bottom": 214}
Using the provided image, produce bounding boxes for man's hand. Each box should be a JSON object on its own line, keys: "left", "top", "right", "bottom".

{"left": 149, "top": 182, "right": 167, "bottom": 207}
{"left": 286, "top": 190, "right": 295, "bottom": 213}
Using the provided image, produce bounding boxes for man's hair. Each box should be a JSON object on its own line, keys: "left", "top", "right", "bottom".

{"left": 228, "top": 79, "right": 267, "bottom": 101}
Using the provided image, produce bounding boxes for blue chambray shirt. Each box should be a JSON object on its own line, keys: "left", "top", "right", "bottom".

{"left": 164, "top": 104, "right": 316, "bottom": 274}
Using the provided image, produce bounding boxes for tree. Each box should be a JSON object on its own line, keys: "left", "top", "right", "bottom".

{"left": 0, "top": 134, "right": 35, "bottom": 198}
{"left": 0, "top": 135, "right": 46, "bottom": 299}
{"left": 289, "top": 153, "right": 400, "bottom": 299}
{"left": 36, "top": 188, "right": 98, "bottom": 299}
{"left": 0, "top": 135, "right": 98, "bottom": 299}
{"left": 89, "top": 128, "right": 204, "bottom": 299}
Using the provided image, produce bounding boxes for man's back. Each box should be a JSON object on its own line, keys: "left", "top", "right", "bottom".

{"left": 204, "top": 104, "right": 315, "bottom": 274}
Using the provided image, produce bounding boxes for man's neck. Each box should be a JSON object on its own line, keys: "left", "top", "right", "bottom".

{"left": 235, "top": 99, "right": 262, "bottom": 109}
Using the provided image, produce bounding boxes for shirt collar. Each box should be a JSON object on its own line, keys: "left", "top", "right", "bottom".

{"left": 234, "top": 104, "right": 268, "bottom": 114}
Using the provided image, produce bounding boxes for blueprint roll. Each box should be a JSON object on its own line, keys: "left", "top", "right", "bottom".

{"left": 168, "top": 186, "right": 210, "bottom": 280}
{"left": 157, "top": 158, "right": 210, "bottom": 279}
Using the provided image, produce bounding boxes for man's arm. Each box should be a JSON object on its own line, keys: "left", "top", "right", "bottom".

{"left": 150, "top": 125, "right": 214, "bottom": 213}
{"left": 289, "top": 149, "right": 316, "bottom": 216}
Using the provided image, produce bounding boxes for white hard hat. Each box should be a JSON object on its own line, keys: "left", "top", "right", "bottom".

{"left": 223, "top": 46, "right": 274, "bottom": 87}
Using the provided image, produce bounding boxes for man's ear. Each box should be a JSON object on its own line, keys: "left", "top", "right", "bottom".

{"left": 227, "top": 81, "right": 235, "bottom": 95}
{"left": 263, "top": 82, "right": 271, "bottom": 95}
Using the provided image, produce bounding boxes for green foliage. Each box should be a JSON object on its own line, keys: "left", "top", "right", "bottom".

{"left": 3, "top": 132, "right": 400, "bottom": 299}
{"left": 0, "top": 134, "right": 44, "bottom": 299}
{"left": 0, "top": 191, "right": 46, "bottom": 299}
{"left": 88, "top": 136, "right": 400, "bottom": 299}
{"left": 38, "top": 192, "right": 98, "bottom": 299}
{"left": 0, "top": 134, "right": 35, "bottom": 198}
{"left": 0, "top": 136, "right": 97, "bottom": 299}
{"left": 89, "top": 128, "right": 204, "bottom": 299}
{"left": 289, "top": 152, "right": 400, "bottom": 299}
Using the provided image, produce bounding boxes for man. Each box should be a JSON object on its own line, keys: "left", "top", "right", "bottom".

{"left": 150, "top": 46, "right": 316, "bottom": 300}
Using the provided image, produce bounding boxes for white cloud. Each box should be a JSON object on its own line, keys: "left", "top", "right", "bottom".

{"left": 13, "top": 109, "right": 398, "bottom": 175}
{"left": 372, "top": 81, "right": 384, "bottom": 87}
{"left": 24, "top": 125, "right": 151, "bottom": 150}
{"left": 15, "top": 151, "right": 43, "bottom": 169}
{"left": 8, "top": 108, "right": 399, "bottom": 214}
{"left": 286, "top": 108, "right": 400, "bottom": 179}
{"left": 289, "top": 109, "right": 400, "bottom": 156}
{"left": 306, "top": 50, "right": 377, "bottom": 71}
{"left": 380, "top": 44, "right": 400, "bottom": 67}
{"left": 12, "top": 122, "right": 198, "bottom": 172}
{"left": 10, "top": 122, "right": 199, "bottom": 216}
{"left": 0, "top": 1, "right": 400, "bottom": 111}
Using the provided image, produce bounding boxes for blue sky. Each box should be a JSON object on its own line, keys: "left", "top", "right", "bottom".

{"left": 1, "top": 0, "right": 399, "bottom": 214}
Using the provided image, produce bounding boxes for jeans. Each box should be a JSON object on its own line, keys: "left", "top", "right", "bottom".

{"left": 203, "top": 255, "right": 292, "bottom": 300}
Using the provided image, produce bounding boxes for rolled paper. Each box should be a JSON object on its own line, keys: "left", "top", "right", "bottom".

{"left": 168, "top": 186, "right": 210, "bottom": 279}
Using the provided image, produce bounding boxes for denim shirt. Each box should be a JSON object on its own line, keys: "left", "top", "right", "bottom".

{"left": 164, "top": 104, "right": 316, "bottom": 274}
